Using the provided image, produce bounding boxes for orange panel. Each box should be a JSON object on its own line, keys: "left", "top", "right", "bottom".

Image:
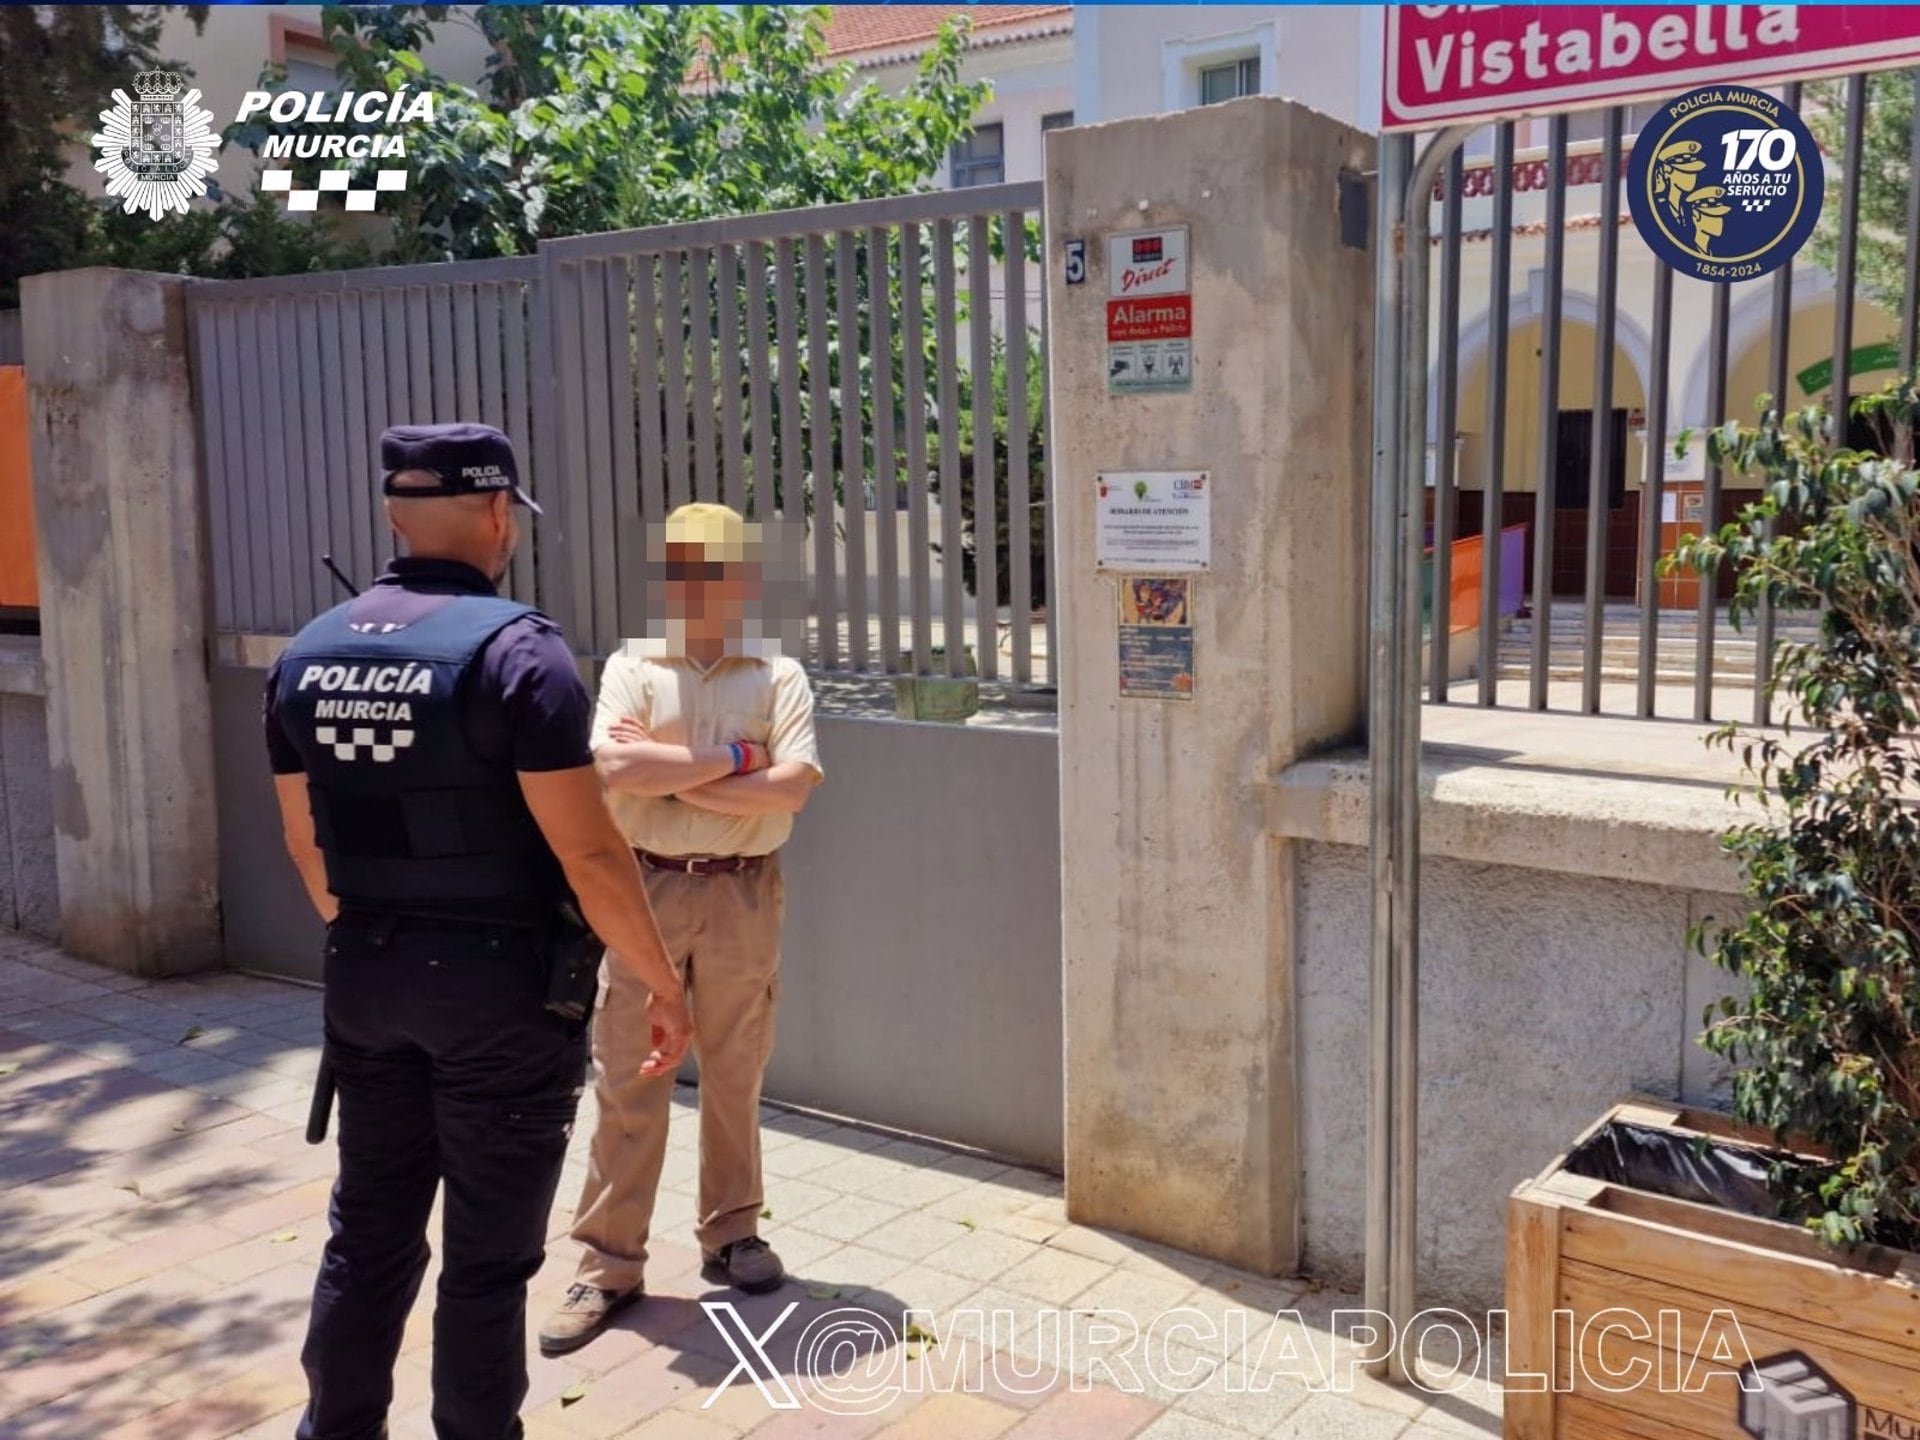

{"left": 1448, "top": 533, "right": 1482, "bottom": 635}
{"left": 0, "top": 367, "right": 36, "bottom": 609}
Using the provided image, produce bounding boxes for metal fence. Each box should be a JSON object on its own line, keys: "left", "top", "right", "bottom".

{"left": 186, "top": 182, "right": 1054, "bottom": 688}
{"left": 1419, "top": 72, "right": 1918, "bottom": 724}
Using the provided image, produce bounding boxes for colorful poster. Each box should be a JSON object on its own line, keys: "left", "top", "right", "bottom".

{"left": 1118, "top": 576, "right": 1195, "bottom": 701}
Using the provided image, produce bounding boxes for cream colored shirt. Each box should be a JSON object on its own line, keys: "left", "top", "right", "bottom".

{"left": 592, "top": 643, "right": 822, "bottom": 857}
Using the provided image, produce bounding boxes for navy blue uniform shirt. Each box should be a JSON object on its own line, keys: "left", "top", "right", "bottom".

{"left": 265, "top": 558, "right": 592, "bottom": 776}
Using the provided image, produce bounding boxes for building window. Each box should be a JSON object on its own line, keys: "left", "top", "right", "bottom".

{"left": 1198, "top": 56, "right": 1260, "bottom": 106}
{"left": 1564, "top": 101, "right": 1659, "bottom": 146}
{"left": 949, "top": 124, "right": 1005, "bottom": 188}
{"left": 1041, "top": 110, "right": 1074, "bottom": 133}
{"left": 282, "top": 47, "right": 337, "bottom": 94}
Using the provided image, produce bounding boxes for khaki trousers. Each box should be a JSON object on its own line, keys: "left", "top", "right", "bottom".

{"left": 570, "top": 854, "right": 783, "bottom": 1291}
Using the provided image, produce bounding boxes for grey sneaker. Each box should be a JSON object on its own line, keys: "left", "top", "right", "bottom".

{"left": 538, "top": 1282, "right": 641, "bottom": 1356}
{"left": 702, "top": 1236, "right": 786, "bottom": 1294}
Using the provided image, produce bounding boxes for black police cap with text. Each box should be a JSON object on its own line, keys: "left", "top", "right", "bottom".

{"left": 380, "top": 422, "right": 542, "bottom": 513}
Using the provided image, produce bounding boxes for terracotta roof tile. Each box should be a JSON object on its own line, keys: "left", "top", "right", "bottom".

{"left": 823, "top": 6, "right": 1072, "bottom": 62}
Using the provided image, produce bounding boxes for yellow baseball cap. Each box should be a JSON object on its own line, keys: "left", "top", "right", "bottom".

{"left": 662, "top": 502, "right": 752, "bottom": 561}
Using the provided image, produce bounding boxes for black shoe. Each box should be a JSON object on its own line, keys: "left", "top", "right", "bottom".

{"left": 701, "top": 1236, "right": 786, "bottom": 1294}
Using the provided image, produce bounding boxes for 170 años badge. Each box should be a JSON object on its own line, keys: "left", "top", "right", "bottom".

{"left": 1627, "top": 85, "right": 1824, "bottom": 283}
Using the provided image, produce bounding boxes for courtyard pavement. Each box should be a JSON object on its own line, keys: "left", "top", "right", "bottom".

{"left": 0, "top": 932, "right": 1504, "bottom": 1440}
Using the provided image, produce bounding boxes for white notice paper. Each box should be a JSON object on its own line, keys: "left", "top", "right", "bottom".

{"left": 1095, "top": 472, "right": 1211, "bottom": 572}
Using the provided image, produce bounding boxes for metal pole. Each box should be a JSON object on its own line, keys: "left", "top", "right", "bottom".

{"left": 1371, "top": 122, "right": 1475, "bottom": 1386}
{"left": 1363, "top": 130, "right": 1411, "bottom": 1379}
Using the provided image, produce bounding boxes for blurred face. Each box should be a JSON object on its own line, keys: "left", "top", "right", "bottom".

{"left": 663, "top": 542, "right": 754, "bottom": 634}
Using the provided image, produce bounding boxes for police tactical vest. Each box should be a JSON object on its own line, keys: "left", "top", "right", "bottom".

{"left": 274, "top": 593, "right": 565, "bottom": 924}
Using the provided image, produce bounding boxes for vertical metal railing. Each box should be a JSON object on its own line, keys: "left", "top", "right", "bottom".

{"left": 1528, "top": 117, "right": 1569, "bottom": 712}
{"left": 188, "top": 188, "right": 1053, "bottom": 687}
{"left": 1428, "top": 150, "right": 1463, "bottom": 701}
{"left": 534, "top": 187, "right": 1049, "bottom": 678}
{"left": 186, "top": 259, "right": 544, "bottom": 638}
{"left": 1581, "top": 110, "right": 1624, "bottom": 716}
{"left": 1475, "top": 124, "right": 1515, "bottom": 709}
{"left": 1418, "top": 68, "right": 1914, "bottom": 722}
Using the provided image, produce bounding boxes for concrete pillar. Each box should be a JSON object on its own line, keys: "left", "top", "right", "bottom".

{"left": 22, "top": 269, "right": 221, "bottom": 975}
{"left": 1048, "top": 100, "right": 1375, "bottom": 1275}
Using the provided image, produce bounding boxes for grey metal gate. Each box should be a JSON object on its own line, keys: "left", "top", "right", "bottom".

{"left": 186, "top": 183, "right": 1054, "bottom": 691}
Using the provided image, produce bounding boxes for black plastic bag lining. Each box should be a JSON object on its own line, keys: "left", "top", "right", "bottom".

{"left": 1561, "top": 1120, "right": 1790, "bottom": 1217}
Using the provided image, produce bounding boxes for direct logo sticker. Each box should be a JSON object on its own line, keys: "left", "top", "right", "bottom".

{"left": 1627, "top": 85, "right": 1824, "bottom": 284}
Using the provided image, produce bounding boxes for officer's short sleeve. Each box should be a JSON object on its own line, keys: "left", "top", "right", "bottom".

{"left": 262, "top": 656, "right": 305, "bottom": 775}
{"left": 490, "top": 618, "right": 594, "bottom": 772}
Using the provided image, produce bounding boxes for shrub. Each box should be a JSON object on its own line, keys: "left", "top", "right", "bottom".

{"left": 1682, "top": 380, "right": 1920, "bottom": 1251}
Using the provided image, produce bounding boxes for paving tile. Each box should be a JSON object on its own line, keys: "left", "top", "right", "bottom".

{"left": 0, "top": 1371, "right": 180, "bottom": 1438}
{"left": 0, "top": 1271, "right": 99, "bottom": 1325}
{"left": 1004, "top": 1384, "right": 1166, "bottom": 1439}
{"left": 791, "top": 1196, "right": 906, "bottom": 1246}
{"left": 923, "top": 1230, "right": 1041, "bottom": 1285}
{"left": 876, "top": 1265, "right": 979, "bottom": 1321}
{"left": 995, "top": 1248, "right": 1114, "bottom": 1308}
{"left": 1135, "top": 1413, "right": 1250, "bottom": 1440}
{"left": 97, "top": 1362, "right": 311, "bottom": 1440}
{"left": 1264, "top": 1393, "right": 1413, "bottom": 1439}
{"left": 869, "top": 1391, "right": 1021, "bottom": 1440}
{"left": 863, "top": 1212, "right": 976, "bottom": 1263}
{"left": 930, "top": 1152, "right": 1018, "bottom": 1185}
{"left": 926, "top": 1183, "right": 1048, "bottom": 1231}
{"left": 904, "top": 1335, "right": 1062, "bottom": 1412}
{"left": 759, "top": 1178, "right": 841, "bottom": 1226}
{"left": 1168, "top": 1358, "right": 1312, "bottom": 1435}
{"left": 0, "top": 951, "right": 1497, "bottom": 1440}
{"left": 621, "top": 1410, "right": 739, "bottom": 1440}
{"left": 803, "top": 1244, "right": 916, "bottom": 1299}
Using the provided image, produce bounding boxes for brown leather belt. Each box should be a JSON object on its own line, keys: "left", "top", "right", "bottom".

{"left": 634, "top": 848, "right": 764, "bottom": 876}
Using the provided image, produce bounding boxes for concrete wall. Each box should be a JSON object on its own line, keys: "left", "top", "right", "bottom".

{"left": 1270, "top": 718, "right": 1750, "bottom": 1312}
{"left": 24, "top": 269, "right": 222, "bottom": 976}
{"left": 211, "top": 669, "right": 1066, "bottom": 1167}
{"left": 1047, "top": 97, "right": 1375, "bottom": 1278}
{"left": 0, "top": 643, "right": 57, "bottom": 941}
{"left": 1297, "top": 844, "right": 1731, "bottom": 1314}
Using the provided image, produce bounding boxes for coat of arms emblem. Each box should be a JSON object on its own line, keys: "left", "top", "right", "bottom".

{"left": 91, "top": 70, "right": 220, "bottom": 221}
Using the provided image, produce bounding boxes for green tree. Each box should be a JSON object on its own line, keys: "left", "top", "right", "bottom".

{"left": 1805, "top": 72, "right": 1917, "bottom": 327}
{"left": 1682, "top": 380, "right": 1920, "bottom": 1252}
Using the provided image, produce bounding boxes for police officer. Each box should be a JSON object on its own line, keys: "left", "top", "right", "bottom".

{"left": 264, "top": 422, "right": 692, "bottom": 1440}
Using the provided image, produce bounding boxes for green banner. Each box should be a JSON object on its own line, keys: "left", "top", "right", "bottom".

{"left": 1797, "top": 341, "right": 1902, "bottom": 398}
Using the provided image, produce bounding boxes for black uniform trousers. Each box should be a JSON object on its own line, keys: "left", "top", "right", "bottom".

{"left": 297, "top": 914, "right": 586, "bottom": 1440}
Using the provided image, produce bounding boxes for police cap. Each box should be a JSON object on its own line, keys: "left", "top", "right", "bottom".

{"left": 380, "top": 422, "right": 542, "bottom": 514}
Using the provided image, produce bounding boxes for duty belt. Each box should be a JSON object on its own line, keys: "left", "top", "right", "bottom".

{"left": 634, "top": 848, "right": 765, "bottom": 876}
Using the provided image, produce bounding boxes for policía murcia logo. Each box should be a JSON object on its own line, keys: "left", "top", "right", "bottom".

{"left": 1628, "top": 85, "right": 1824, "bottom": 283}
{"left": 91, "top": 70, "right": 221, "bottom": 221}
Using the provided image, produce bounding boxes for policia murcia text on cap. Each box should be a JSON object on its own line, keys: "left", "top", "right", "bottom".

{"left": 262, "top": 421, "right": 691, "bottom": 1440}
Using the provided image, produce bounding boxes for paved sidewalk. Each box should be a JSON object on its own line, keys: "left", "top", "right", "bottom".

{"left": 0, "top": 934, "right": 1503, "bottom": 1440}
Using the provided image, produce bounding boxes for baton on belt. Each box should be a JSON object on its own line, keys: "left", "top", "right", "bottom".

{"left": 306, "top": 1050, "right": 336, "bottom": 1145}
{"left": 305, "top": 550, "right": 357, "bottom": 1147}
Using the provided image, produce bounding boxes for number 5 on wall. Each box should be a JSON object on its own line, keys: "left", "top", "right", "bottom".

{"left": 1064, "top": 239, "right": 1086, "bottom": 286}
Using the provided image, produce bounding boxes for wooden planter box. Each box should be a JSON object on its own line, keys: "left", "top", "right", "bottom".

{"left": 1506, "top": 1097, "right": 1920, "bottom": 1440}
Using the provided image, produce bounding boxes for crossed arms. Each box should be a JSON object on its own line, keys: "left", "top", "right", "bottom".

{"left": 592, "top": 715, "right": 817, "bottom": 815}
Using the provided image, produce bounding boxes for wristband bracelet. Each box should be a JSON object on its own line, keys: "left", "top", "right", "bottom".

{"left": 729, "top": 741, "right": 748, "bottom": 774}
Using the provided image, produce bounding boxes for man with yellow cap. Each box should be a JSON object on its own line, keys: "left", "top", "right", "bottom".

{"left": 540, "top": 502, "right": 822, "bottom": 1355}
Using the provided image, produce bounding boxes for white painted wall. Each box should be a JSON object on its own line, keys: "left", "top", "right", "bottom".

{"left": 1072, "top": 6, "right": 1379, "bottom": 132}
{"left": 857, "top": 34, "right": 1074, "bottom": 188}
